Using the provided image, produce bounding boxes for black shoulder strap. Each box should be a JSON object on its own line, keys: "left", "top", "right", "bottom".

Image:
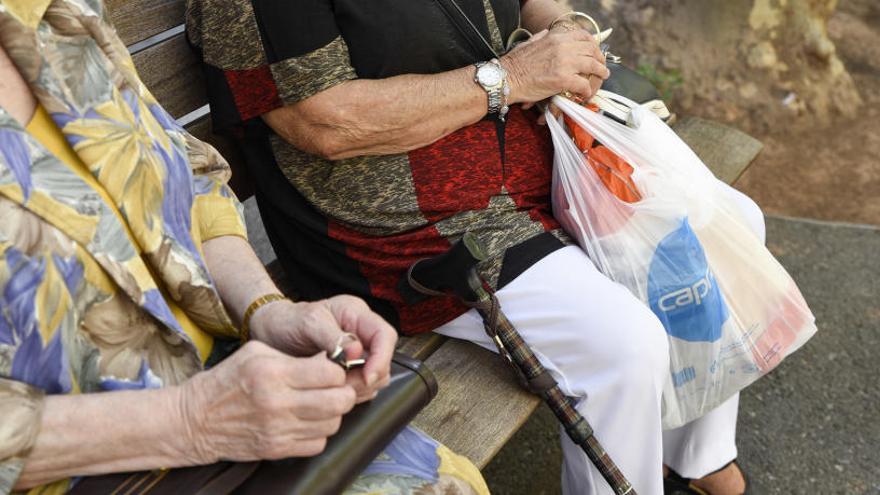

{"left": 432, "top": 0, "right": 498, "bottom": 60}
{"left": 433, "top": 0, "right": 507, "bottom": 148}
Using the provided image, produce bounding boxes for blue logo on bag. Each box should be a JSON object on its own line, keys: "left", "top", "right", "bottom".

{"left": 647, "top": 220, "right": 729, "bottom": 342}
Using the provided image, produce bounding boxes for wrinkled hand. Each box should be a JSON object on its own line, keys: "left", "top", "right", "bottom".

{"left": 180, "top": 341, "right": 356, "bottom": 462}
{"left": 501, "top": 28, "right": 609, "bottom": 107}
{"left": 248, "top": 296, "right": 397, "bottom": 403}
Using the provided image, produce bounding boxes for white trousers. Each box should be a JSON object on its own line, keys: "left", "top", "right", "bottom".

{"left": 436, "top": 183, "right": 765, "bottom": 495}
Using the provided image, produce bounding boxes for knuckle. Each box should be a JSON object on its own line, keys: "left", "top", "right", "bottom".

{"left": 244, "top": 358, "right": 283, "bottom": 383}
{"left": 342, "top": 387, "right": 357, "bottom": 409}
{"left": 327, "top": 417, "right": 343, "bottom": 436}
{"left": 237, "top": 341, "right": 257, "bottom": 356}
{"left": 377, "top": 375, "right": 391, "bottom": 389}
{"left": 299, "top": 307, "right": 330, "bottom": 331}
{"left": 332, "top": 367, "right": 347, "bottom": 386}
{"left": 294, "top": 361, "right": 344, "bottom": 388}
{"left": 254, "top": 428, "right": 276, "bottom": 452}
{"left": 301, "top": 438, "right": 327, "bottom": 457}
{"left": 335, "top": 294, "right": 368, "bottom": 310}
{"left": 241, "top": 365, "right": 269, "bottom": 391}
{"left": 334, "top": 388, "right": 357, "bottom": 413}
{"left": 261, "top": 438, "right": 289, "bottom": 460}
{"left": 315, "top": 361, "right": 346, "bottom": 386}
{"left": 238, "top": 340, "right": 267, "bottom": 358}
{"left": 553, "top": 73, "right": 569, "bottom": 88}
{"left": 326, "top": 370, "right": 346, "bottom": 387}
{"left": 301, "top": 304, "right": 323, "bottom": 322}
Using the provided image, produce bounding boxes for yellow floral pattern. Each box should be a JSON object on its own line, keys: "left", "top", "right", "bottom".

{"left": 0, "top": 0, "right": 247, "bottom": 491}
{"left": 0, "top": 3, "right": 489, "bottom": 495}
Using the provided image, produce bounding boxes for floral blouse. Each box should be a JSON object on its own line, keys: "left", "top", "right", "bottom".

{"left": 0, "top": 2, "right": 489, "bottom": 494}
{"left": 0, "top": 0, "right": 249, "bottom": 491}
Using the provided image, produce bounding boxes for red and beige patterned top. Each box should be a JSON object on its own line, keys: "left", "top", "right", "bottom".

{"left": 187, "top": 0, "right": 570, "bottom": 334}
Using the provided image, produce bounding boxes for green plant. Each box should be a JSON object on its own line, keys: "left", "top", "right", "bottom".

{"left": 635, "top": 63, "right": 684, "bottom": 103}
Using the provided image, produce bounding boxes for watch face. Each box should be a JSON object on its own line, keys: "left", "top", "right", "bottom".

{"left": 478, "top": 65, "right": 503, "bottom": 87}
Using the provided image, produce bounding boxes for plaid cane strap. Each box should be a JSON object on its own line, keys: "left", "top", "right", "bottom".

{"left": 472, "top": 294, "right": 636, "bottom": 495}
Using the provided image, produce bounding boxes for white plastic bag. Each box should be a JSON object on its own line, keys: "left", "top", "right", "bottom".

{"left": 548, "top": 95, "right": 817, "bottom": 428}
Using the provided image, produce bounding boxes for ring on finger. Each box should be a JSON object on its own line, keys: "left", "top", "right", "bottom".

{"left": 561, "top": 90, "right": 585, "bottom": 104}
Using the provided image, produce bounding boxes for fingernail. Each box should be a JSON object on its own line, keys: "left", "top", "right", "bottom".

{"left": 368, "top": 372, "right": 379, "bottom": 385}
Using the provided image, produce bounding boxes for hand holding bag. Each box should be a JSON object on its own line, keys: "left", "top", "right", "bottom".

{"left": 68, "top": 353, "right": 437, "bottom": 495}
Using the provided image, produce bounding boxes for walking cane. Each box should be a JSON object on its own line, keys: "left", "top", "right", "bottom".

{"left": 402, "top": 233, "right": 636, "bottom": 495}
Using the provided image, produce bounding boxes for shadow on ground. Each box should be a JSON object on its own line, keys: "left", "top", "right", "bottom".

{"left": 483, "top": 216, "right": 880, "bottom": 494}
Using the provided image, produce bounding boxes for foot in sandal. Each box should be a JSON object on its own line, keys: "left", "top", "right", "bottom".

{"left": 664, "top": 460, "right": 748, "bottom": 495}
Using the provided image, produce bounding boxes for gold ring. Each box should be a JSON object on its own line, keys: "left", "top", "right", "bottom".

{"left": 561, "top": 91, "right": 585, "bottom": 104}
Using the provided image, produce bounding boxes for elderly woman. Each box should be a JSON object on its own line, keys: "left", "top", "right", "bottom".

{"left": 189, "top": 0, "right": 762, "bottom": 494}
{"left": 0, "top": 1, "right": 489, "bottom": 494}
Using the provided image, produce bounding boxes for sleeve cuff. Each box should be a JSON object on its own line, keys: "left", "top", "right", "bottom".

{"left": 194, "top": 193, "right": 248, "bottom": 242}
{"left": 0, "top": 379, "right": 45, "bottom": 494}
{"left": 271, "top": 36, "right": 358, "bottom": 105}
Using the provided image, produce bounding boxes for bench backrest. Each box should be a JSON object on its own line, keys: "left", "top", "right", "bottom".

{"left": 109, "top": 0, "right": 253, "bottom": 198}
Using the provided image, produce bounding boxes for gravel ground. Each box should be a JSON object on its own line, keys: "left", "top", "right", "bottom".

{"left": 483, "top": 216, "right": 880, "bottom": 494}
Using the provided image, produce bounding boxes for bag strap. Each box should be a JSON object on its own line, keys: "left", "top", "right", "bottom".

{"left": 193, "top": 463, "right": 260, "bottom": 495}
{"left": 431, "top": 0, "right": 507, "bottom": 159}
{"left": 432, "top": 0, "right": 498, "bottom": 60}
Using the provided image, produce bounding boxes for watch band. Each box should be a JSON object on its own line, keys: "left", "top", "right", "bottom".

{"left": 474, "top": 59, "right": 510, "bottom": 121}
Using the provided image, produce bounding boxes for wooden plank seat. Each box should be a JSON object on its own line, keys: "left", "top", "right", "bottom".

{"left": 113, "top": 0, "right": 763, "bottom": 473}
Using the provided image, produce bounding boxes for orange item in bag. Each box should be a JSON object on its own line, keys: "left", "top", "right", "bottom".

{"left": 564, "top": 110, "right": 642, "bottom": 203}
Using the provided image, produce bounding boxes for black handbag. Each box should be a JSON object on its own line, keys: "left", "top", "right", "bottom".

{"left": 68, "top": 353, "right": 437, "bottom": 495}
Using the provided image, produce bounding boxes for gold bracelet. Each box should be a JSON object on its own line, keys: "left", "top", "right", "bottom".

{"left": 240, "top": 293, "right": 288, "bottom": 344}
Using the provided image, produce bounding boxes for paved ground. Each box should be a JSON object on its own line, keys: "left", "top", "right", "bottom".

{"left": 482, "top": 216, "right": 880, "bottom": 494}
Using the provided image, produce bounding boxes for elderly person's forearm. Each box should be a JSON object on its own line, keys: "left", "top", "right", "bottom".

{"left": 14, "top": 388, "right": 193, "bottom": 489}
{"left": 264, "top": 29, "right": 608, "bottom": 161}
{"left": 263, "top": 67, "right": 488, "bottom": 161}
{"left": 14, "top": 342, "right": 358, "bottom": 490}
{"left": 202, "top": 235, "right": 281, "bottom": 327}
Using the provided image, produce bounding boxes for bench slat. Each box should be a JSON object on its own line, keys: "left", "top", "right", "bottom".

{"left": 412, "top": 339, "right": 540, "bottom": 469}
{"left": 673, "top": 117, "right": 763, "bottom": 185}
{"left": 132, "top": 33, "right": 206, "bottom": 120}
{"left": 396, "top": 334, "right": 447, "bottom": 362}
{"left": 107, "top": 0, "right": 184, "bottom": 47}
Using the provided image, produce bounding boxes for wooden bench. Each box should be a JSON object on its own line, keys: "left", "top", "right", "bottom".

{"left": 111, "top": 0, "right": 764, "bottom": 474}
